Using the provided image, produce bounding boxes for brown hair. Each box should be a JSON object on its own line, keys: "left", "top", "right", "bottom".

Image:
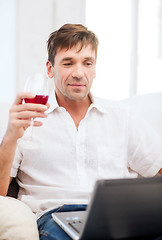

{"left": 47, "top": 23, "right": 99, "bottom": 65}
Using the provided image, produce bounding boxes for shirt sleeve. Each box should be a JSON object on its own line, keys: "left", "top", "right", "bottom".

{"left": 10, "top": 145, "right": 22, "bottom": 177}
{"left": 127, "top": 110, "right": 162, "bottom": 177}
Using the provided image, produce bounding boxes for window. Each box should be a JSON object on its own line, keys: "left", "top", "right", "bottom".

{"left": 86, "top": 0, "right": 131, "bottom": 100}
{"left": 137, "top": 0, "right": 162, "bottom": 94}
{"left": 86, "top": 0, "right": 162, "bottom": 100}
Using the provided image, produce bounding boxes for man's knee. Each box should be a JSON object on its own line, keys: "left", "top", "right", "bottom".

{"left": 0, "top": 196, "right": 39, "bottom": 240}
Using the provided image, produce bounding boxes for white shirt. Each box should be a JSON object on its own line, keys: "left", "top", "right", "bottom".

{"left": 10, "top": 92, "right": 162, "bottom": 218}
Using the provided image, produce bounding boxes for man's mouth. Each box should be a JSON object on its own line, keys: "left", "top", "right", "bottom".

{"left": 68, "top": 83, "right": 85, "bottom": 87}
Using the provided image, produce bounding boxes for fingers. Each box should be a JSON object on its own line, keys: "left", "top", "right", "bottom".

{"left": 6, "top": 92, "right": 50, "bottom": 141}
{"left": 14, "top": 92, "right": 35, "bottom": 105}
{"left": 11, "top": 102, "right": 48, "bottom": 114}
{"left": 11, "top": 110, "right": 48, "bottom": 121}
{"left": 32, "top": 120, "right": 43, "bottom": 127}
{"left": 10, "top": 118, "right": 43, "bottom": 130}
{"left": 46, "top": 102, "right": 50, "bottom": 110}
{"left": 13, "top": 92, "right": 49, "bottom": 113}
{"left": 10, "top": 118, "right": 32, "bottom": 130}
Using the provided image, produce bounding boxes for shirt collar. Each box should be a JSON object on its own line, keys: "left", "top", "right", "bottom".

{"left": 47, "top": 90, "right": 107, "bottom": 114}
{"left": 88, "top": 92, "right": 107, "bottom": 114}
{"left": 46, "top": 90, "right": 59, "bottom": 114}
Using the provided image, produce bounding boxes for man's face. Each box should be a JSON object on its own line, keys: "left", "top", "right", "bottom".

{"left": 47, "top": 43, "right": 96, "bottom": 102}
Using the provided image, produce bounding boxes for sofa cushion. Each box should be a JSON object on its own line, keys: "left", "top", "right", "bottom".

{"left": 121, "top": 92, "right": 162, "bottom": 138}
{"left": 0, "top": 196, "right": 39, "bottom": 240}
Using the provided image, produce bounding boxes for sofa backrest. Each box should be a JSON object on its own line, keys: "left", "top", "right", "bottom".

{"left": 121, "top": 92, "right": 162, "bottom": 138}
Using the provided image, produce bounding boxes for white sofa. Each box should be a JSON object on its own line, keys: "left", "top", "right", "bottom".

{"left": 121, "top": 92, "right": 162, "bottom": 138}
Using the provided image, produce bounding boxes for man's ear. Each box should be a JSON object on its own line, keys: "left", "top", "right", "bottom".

{"left": 46, "top": 61, "right": 54, "bottom": 78}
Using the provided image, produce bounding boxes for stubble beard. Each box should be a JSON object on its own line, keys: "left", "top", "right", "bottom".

{"left": 63, "top": 86, "right": 89, "bottom": 102}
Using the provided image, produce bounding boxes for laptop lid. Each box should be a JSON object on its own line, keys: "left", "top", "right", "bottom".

{"left": 52, "top": 177, "right": 162, "bottom": 240}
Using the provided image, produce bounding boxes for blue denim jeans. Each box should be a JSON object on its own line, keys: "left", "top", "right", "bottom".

{"left": 37, "top": 204, "right": 162, "bottom": 240}
{"left": 37, "top": 204, "right": 87, "bottom": 240}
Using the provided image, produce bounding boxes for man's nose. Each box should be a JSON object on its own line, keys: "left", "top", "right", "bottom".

{"left": 72, "top": 65, "right": 84, "bottom": 79}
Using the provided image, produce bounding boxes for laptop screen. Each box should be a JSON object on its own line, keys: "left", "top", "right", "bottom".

{"left": 80, "top": 177, "right": 162, "bottom": 239}
{"left": 52, "top": 177, "right": 162, "bottom": 240}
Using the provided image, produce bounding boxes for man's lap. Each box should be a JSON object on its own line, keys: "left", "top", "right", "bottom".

{"left": 37, "top": 204, "right": 87, "bottom": 240}
{"left": 37, "top": 204, "right": 162, "bottom": 240}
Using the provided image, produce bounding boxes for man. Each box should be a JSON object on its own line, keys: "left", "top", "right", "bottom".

{"left": 0, "top": 24, "right": 162, "bottom": 240}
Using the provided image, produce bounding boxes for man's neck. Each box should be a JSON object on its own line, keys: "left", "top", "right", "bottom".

{"left": 55, "top": 91, "right": 92, "bottom": 129}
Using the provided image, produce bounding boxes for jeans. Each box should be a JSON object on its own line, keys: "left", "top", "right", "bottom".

{"left": 37, "top": 204, "right": 162, "bottom": 240}
{"left": 37, "top": 204, "right": 87, "bottom": 240}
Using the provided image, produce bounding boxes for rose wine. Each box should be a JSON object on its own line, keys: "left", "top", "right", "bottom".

{"left": 24, "top": 95, "right": 49, "bottom": 105}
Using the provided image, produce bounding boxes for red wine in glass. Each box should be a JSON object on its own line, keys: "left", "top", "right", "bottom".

{"left": 24, "top": 95, "right": 49, "bottom": 105}
{"left": 21, "top": 73, "right": 49, "bottom": 148}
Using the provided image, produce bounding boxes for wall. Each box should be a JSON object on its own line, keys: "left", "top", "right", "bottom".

{"left": 0, "top": 0, "right": 85, "bottom": 101}
{"left": 16, "top": 0, "right": 85, "bottom": 93}
{"left": 0, "top": 0, "right": 16, "bottom": 102}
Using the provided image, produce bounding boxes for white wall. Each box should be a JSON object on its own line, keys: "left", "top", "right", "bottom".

{"left": 54, "top": 0, "right": 86, "bottom": 29}
{"left": 16, "top": 0, "right": 85, "bottom": 93}
{"left": 0, "top": 0, "right": 86, "bottom": 101}
{"left": 0, "top": 0, "right": 16, "bottom": 102}
{"left": 1, "top": 0, "right": 162, "bottom": 103}
{"left": 15, "top": 0, "right": 56, "bottom": 93}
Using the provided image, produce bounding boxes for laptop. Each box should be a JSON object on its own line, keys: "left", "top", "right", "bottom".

{"left": 52, "top": 177, "right": 162, "bottom": 240}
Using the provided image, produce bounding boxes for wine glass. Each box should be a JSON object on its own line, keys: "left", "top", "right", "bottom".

{"left": 20, "top": 73, "right": 49, "bottom": 148}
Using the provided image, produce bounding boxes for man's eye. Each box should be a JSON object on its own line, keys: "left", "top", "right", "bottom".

{"left": 85, "top": 62, "right": 93, "bottom": 66}
{"left": 63, "top": 63, "right": 72, "bottom": 66}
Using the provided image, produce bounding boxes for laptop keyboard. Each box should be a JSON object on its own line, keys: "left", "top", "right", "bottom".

{"left": 66, "top": 216, "right": 83, "bottom": 233}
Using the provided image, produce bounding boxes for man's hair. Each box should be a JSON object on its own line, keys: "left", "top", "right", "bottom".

{"left": 47, "top": 23, "right": 99, "bottom": 65}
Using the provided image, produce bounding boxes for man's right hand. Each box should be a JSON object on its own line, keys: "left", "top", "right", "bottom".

{"left": 5, "top": 92, "right": 49, "bottom": 141}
